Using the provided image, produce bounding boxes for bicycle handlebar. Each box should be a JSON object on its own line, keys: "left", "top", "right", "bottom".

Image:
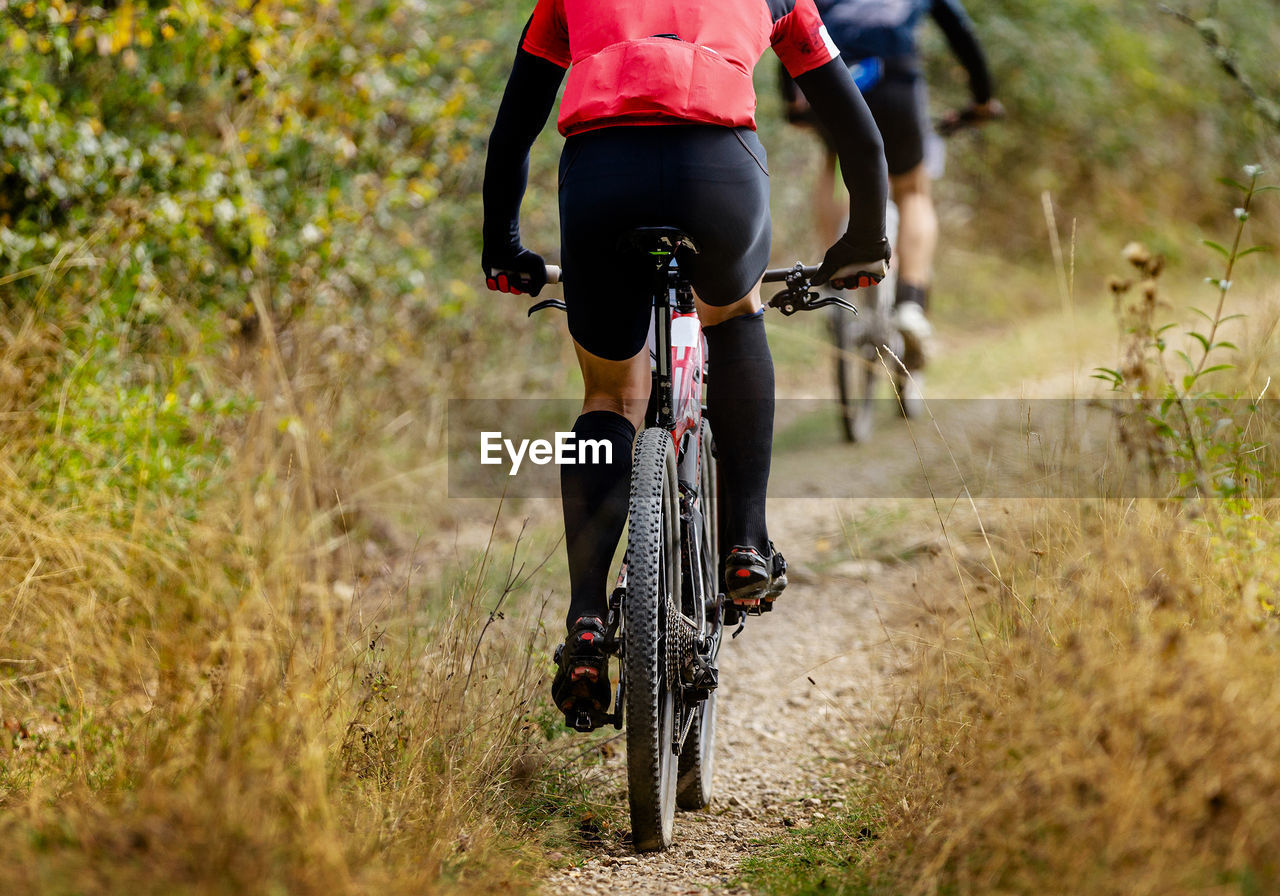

{"left": 529, "top": 262, "right": 860, "bottom": 316}
{"left": 762, "top": 262, "right": 858, "bottom": 316}
{"left": 541, "top": 264, "right": 819, "bottom": 285}
{"left": 763, "top": 264, "right": 820, "bottom": 283}
{"left": 935, "top": 100, "right": 1006, "bottom": 137}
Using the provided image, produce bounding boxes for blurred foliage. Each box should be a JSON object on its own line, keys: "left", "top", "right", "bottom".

{"left": 0, "top": 1, "right": 1277, "bottom": 889}
{"left": 0, "top": 0, "right": 565, "bottom": 523}
{"left": 923, "top": 0, "right": 1280, "bottom": 255}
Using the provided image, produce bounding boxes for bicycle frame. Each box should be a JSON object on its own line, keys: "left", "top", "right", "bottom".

{"left": 527, "top": 243, "right": 849, "bottom": 848}
{"left": 647, "top": 255, "right": 704, "bottom": 451}
{"left": 641, "top": 236, "right": 717, "bottom": 741}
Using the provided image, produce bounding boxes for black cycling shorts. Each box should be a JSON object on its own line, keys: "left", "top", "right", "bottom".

{"left": 558, "top": 124, "right": 771, "bottom": 361}
{"left": 862, "top": 72, "right": 930, "bottom": 176}
{"left": 813, "top": 58, "right": 930, "bottom": 177}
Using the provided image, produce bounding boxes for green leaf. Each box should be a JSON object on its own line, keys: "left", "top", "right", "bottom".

{"left": 1189, "top": 306, "right": 1215, "bottom": 324}
{"left": 1255, "top": 185, "right": 1280, "bottom": 194}
{"left": 1214, "top": 341, "right": 1238, "bottom": 351}
{"left": 1202, "top": 239, "right": 1230, "bottom": 257}
{"left": 1200, "top": 364, "right": 1233, "bottom": 376}
{"left": 1160, "top": 395, "right": 1176, "bottom": 416}
{"left": 1189, "top": 332, "right": 1211, "bottom": 353}
{"left": 1183, "top": 373, "right": 1198, "bottom": 391}
{"left": 1236, "top": 245, "right": 1272, "bottom": 258}
{"left": 1218, "top": 177, "right": 1249, "bottom": 191}
{"left": 1157, "top": 322, "right": 1179, "bottom": 334}
{"left": 1175, "top": 349, "right": 1195, "bottom": 371}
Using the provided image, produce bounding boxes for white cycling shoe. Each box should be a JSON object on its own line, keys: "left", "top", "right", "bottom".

{"left": 893, "top": 301, "right": 933, "bottom": 372}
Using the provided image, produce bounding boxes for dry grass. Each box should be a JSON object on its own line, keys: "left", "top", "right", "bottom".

{"left": 849, "top": 299, "right": 1280, "bottom": 894}
{"left": 0, "top": 297, "right": 568, "bottom": 894}
{"left": 819, "top": 256, "right": 1280, "bottom": 890}
{"left": 863, "top": 499, "right": 1280, "bottom": 896}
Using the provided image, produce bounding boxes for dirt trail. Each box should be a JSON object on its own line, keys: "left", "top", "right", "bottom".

{"left": 538, "top": 328, "right": 1098, "bottom": 892}
{"left": 541, "top": 453, "right": 965, "bottom": 894}
{"left": 524, "top": 253, "right": 1278, "bottom": 892}
{"left": 529, "top": 275, "right": 1142, "bottom": 891}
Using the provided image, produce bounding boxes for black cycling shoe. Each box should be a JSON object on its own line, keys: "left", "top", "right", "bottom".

{"left": 725, "top": 543, "right": 788, "bottom": 612}
{"left": 550, "top": 616, "right": 612, "bottom": 730}
{"left": 724, "top": 545, "right": 771, "bottom": 609}
{"left": 766, "top": 544, "right": 788, "bottom": 602}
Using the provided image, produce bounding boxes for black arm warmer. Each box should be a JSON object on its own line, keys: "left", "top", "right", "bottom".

{"left": 792, "top": 58, "right": 889, "bottom": 257}
{"left": 931, "top": 0, "right": 993, "bottom": 104}
{"left": 482, "top": 39, "right": 566, "bottom": 257}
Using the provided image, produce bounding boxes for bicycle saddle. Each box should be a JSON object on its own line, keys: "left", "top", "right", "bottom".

{"left": 621, "top": 227, "right": 700, "bottom": 259}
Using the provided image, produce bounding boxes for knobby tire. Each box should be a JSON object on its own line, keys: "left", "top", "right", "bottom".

{"left": 832, "top": 306, "right": 877, "bottom": 444}
{"left": 676, "top": 419, "right": 719, "bottom": 810}
{"left": 624, "top": 427, "right": 681, "bottom": 851}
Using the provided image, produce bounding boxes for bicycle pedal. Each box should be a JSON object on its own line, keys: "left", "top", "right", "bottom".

{"left": 567, "top": 710, "right": 596, "bottom": 732}
{"left": 730, "top": 598, "right": 765, "bottom": 616}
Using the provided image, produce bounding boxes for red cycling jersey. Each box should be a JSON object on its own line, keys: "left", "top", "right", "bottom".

{"left": 521, "top": 0, "right": 839, "bottom": 135}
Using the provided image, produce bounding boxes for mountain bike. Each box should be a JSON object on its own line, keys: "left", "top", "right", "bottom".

{"left": 531, "top": 234, "right": 853, "bottom": 851}
{"left": 828, "top": 199, "right": 917, "bottom": 443}
{"left": 826, "top": 106, "right": 1002, "bottom": 443}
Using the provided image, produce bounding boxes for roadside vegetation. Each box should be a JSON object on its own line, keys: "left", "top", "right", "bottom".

{"left": 1, "top": 0, "right": 1278, "bottom": 893}
{"left": 1, "top": 2, "right": 569, "bottom": 892}
{"left": 741, "top": 169, "right": 1280, "bottom": 894}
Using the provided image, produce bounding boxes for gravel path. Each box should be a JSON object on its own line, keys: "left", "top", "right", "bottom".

{"left": 537, "top": 326, "right": 1081, "bottom": 892}
{"left": 542, "top": 494, "right": 930, "bottom": 895}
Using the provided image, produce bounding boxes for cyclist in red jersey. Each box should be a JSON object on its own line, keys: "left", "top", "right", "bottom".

{"left": 482, "top": 0, "right": 891, "bottom": 724}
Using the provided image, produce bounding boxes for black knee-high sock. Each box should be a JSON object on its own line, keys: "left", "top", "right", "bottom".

{"left": 561, "top": 410, "right": 635, "bottom": 629}
{"left": 895, "top": 281, "right": 929, "bottom": 311}
{"left": 703, "top": 311, "right": 773, "bottom": 554}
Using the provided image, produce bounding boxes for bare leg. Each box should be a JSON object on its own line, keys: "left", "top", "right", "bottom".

{"left": 696, "top": 282, "right": 762, "bottom": 326}
{"left": 573, "top": 340, "right": 650, "bottom": 428}
{"left": 890, "top": 162, "right": 937, "bottom": 293}
{"left": 889, "top": 162, "right": 936, "bottom": 371}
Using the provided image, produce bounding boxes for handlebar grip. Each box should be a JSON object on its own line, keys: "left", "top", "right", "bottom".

{"left": 545, "top": 264, "right": 562, "bottom": 284}
{"left": 937, "top": 101, "right": 1004, "bottom": 136}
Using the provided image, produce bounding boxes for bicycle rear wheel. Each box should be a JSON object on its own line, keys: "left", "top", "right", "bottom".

{"left": 831, "top": 305, "right": 877, "bottom": 443}
{"left": 624, "top": 426, "right": 681, "bottom": 851}
{"left": 676, "top": 419, "right": 719, "bottom": 810}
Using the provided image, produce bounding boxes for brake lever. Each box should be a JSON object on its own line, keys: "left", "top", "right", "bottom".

{"left": 809, "top": 293, "right": 858, "bottom": 313}
{"left": 765, "top": 261, "right": 859, "bottom": 316}
{"left": 527, "top": 298, "right": 567, "bottom": 316}
{"left": 767, "top": 287, "right": 858, "bottom": 317}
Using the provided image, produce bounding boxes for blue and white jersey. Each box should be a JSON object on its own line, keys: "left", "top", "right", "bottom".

{"left": 812, "top": 0, "right": 991, "bottom": 101}
{"left": 816, "top": 0, "right": 970, "bottom": 61}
